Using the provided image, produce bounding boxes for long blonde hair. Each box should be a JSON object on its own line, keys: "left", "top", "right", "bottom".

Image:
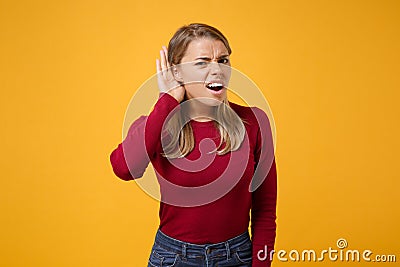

{"left": 162, "top": 23, "right": 246, "bottom": 158}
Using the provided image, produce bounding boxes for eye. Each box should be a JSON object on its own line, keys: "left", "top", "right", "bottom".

{"left": 218, "top": 58, "right": 230, "bottom": 64}
{"left": 195, "top": 61, "right": 207, "bottom": 66}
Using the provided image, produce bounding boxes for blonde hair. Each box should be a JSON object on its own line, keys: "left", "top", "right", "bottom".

{"left": 162, "top": 23, "right": 246, "bottom": 158}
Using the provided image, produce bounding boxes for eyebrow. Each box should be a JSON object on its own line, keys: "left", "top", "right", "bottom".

{"left": 195, "top": 55, "right": 230, "bottom": 60}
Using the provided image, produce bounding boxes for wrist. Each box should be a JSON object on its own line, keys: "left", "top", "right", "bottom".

{"left": 167, "top": 87, "right": 183, "bottom": 103}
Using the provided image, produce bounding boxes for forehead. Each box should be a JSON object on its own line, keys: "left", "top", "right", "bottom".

{"left": 183, "top": 38, "right": 229, "bottom": 58}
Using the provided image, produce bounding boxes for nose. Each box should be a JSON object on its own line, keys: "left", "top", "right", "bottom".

{"left": 210, "top": 62, "right": 223, "bottom": 75}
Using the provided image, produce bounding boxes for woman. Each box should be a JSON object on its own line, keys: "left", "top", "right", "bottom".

{"left": 110, "top": 23, "right": 277, "bottom": 267}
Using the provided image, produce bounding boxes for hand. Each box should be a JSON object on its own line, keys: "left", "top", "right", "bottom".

{"left": 156, "top": 46, "right": 185, "bottom": 103}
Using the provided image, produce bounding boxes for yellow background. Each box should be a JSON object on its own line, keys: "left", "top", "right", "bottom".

{"left": 1, "top": 0, "right": 399, "bottom": 266}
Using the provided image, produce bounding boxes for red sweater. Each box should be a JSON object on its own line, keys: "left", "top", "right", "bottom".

{"left": 110, "top": 93, "right": 277, "bottom": 266}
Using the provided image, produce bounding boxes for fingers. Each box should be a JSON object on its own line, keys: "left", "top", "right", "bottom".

{"left": 158, "top": 45, "right": 170, "bottom": 71}
{"left": 162, "top": 46, "right": 170, "bottom": 68}
{"left": 156, "top": 59, "right": 161, "bottom": 73}
{"left": 159, "top": 48, "right": 167, "bottom": 72}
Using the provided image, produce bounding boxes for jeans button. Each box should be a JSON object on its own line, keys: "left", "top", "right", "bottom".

{"left": 206, "top": 248, "right": 211, "bottom": 254}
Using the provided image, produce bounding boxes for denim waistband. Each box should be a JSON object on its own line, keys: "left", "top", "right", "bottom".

{"left": 154, "top": 229, "right": 251, "bottom": 259}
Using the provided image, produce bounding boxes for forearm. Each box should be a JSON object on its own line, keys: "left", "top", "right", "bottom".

{"left": 251, "top": 158, "right": 277, "bottom": 267}
{"left": 144, "top": 92, "right": 180, "bottom": 156}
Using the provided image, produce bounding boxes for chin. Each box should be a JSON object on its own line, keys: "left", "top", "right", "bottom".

{"left": 185, "top": 86, "right": 227, "bottom": 106}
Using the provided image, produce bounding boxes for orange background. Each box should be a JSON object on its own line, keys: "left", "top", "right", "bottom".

{"left": 1, "top": 0, "right": 399, "bottom": 266}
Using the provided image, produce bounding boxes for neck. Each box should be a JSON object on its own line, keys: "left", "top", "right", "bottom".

{"left": 185, "top": 99, "right": 217, "bottom": 122}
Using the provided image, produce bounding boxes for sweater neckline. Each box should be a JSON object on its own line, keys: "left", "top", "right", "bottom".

{"left": 189, "top": 119, "right": 216, "bottom": 128}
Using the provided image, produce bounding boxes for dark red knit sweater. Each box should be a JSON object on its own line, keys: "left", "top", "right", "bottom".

{"left": 110, "top": 93, "right": 277, "bottom": 266}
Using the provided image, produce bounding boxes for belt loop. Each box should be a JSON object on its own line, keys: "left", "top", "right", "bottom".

{"left": 182, "top": 243, "right": 187, "bottom": 259}
{"left": 225, "top": 241, "right": 230, "bottom": 260}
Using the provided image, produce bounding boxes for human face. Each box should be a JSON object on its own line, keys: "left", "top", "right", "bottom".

{"left": 174, "top": 38, "right": 231, "bottom": 106}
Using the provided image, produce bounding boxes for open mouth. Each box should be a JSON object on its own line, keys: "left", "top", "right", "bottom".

{"left": 205, "top": 82, "right": 224, "bottom": 91}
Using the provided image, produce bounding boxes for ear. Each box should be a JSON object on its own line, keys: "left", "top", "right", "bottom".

{"left": 172, "top": 65, "right": 184, "bottom": 83}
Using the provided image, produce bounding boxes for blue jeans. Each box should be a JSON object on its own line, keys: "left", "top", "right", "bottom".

{"left": 147, "top": 229, "right": 252, "bottom": 267}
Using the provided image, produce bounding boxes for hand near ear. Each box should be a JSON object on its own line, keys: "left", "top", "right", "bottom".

{"left": 156, "top": 46, "right": 185, "bottom": 103}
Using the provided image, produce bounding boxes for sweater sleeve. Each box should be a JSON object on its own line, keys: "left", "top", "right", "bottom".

{"left": 251, "top": 107, "right": 277, "bottom": 267}
{"left": 109, "top": 93, "right": 180, "bottom": 181}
